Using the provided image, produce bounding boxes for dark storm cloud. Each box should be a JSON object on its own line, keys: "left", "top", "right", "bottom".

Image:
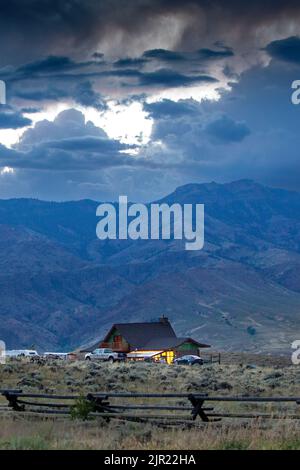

{"left": 1, "top": 0, "right": 300, "bottom": 68}
{"left": 138, "top": 69, "right": 218, "bottom": 87}
{"left": 0, "top": 107, "right": 32, "bottom": 129}
{"left": 2, "top": 55, "right": 105, "bottom": 82}
{"left": 73, "top": 81, "right": 107, "bottom": 111}
{"left": 17, "top": 56, "right": 92, "bottom": 75}
{"left": 2, "top": 53, "right": 218, "bottom": 109}
{"left": 1, "top": 58, "right": 300, "bottom": 199}
{"left": 1, "top": 0, "right": 300, "bottom": 200}
{"left": 4, "top": 53, "right": 219, "bottom": 84}
{"left": 141, "top": 47, "right": 234, "bottom": 65}
{"left": 44, "top": 136, "right": 130, "bottom": 153}
{"left": 4, "top": 0, "right": 299, "bottom": 118}
{"left": 144, "top": 99, "right": 200, "bottom": 118}
{"left": 3, "top": 63, "right": 108, "bottom": 110}
{"left": 147, "top": 104, "right": 250, "bottom": 157}
{"left": 14, "top": 86, "right": 69, "bottom": 102}
{"left": 92, "top": 53, "right": 104, "bottom": 59}
{"left": 0, "top": 144, "right": 134, "bottom": 171}
{"left": 113, "top": 58, "right": 148, "bottom": 68}
{"left": 142, "top": 49, "right": 186, "bottom": 62}
{"left": 142, "top": 60, "right": 300, "bottom": 193}
{"left": 205, "top": 115, "right": 250, "bottom": 143}
{"left": 0, "top": 108, "right": 161, "bottom": 173}
{"left": 20, "top": 107, "right": 42, "bottom": 114}
{"left": 0, "top": 140, "right": 162, "bottom": 172}
{"left": 197, "top": 48, "right": 234, "bottom": 60}
{"left": 265, "top": 36, "right": 300, "bottom": 65}
{"left": 141, "top": 47, "right": 234, "bottom": 64}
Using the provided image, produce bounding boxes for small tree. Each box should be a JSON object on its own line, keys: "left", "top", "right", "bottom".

{"left": 70, "top": 395, "right": 96, "bottom": 421}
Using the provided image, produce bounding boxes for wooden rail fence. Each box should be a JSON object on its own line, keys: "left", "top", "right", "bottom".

{"left": 1, "top": 390, "right": 300, "bottom": 425}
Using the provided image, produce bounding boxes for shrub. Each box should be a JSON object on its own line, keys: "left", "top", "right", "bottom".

{"left": 70, "top": 396, "right": 96, "bottom": 421}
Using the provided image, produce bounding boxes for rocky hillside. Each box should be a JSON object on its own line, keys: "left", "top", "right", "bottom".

{"left": 0, "top": 179, "right": 299, "bottom": 352}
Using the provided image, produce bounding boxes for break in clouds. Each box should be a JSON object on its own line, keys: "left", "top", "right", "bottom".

{"left": 1, "top": 0, "right": 300, "bottom": 200}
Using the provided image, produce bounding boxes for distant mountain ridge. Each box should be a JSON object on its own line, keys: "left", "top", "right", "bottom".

{"left": 0, "top": 179, "right": 299, "bottom": 353}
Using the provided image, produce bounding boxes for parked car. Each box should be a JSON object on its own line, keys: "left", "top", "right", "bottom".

{"left": 85, "top": 348, "right": 119, "bottom": 362}
{"left": 117, "top": 352, "right": 127, "bottom": 362}
{"left": 173, "top": 355, "right": 204, "bottom": 366}
{"left": 5, "top": 349, "right": 39, "bottom": 358}
{"left": 43, "top": 352, "right": 69, "bottom": 360}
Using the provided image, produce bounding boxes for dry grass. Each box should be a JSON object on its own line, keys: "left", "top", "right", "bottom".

{"left": 0, "top": 417, "right": 300, "bottom": 450}
{"left": 0, "top": 358, "right": 299, "bottom": 449}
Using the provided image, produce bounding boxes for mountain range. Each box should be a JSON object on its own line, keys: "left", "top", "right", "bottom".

{"left": 0, "top": 179, "right": 300, "bottom": 353}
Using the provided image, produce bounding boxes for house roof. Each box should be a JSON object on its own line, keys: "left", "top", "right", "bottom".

{"left": 104, "top": 319, "right": 177, "bottom": 350}
{"left": 79, "top": 318, "right": 211, "bottom": 352}
{"left": 142, "top": 337, "right": 210, "bottom": 350}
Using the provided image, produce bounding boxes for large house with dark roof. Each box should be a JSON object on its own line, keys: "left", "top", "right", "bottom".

{"left": 85, "top": 316, "right": 210, "bottom": 364}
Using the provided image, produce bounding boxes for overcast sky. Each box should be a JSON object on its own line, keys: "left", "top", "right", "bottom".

{"left": 0, "top": 0, "right": 300, "bottom": 201}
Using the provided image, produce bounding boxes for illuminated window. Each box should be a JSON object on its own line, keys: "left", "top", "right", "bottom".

{"left": 159, "top": 350, "right": 175, "bottom": 364}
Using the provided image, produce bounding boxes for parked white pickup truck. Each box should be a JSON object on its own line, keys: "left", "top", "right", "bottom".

{"left": 85, "top": 348, "right": 119, "bottom": 362}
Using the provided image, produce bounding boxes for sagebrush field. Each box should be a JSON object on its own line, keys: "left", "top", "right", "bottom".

{"left": 0, "top": 356, "right": 299, "bottom": 450}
